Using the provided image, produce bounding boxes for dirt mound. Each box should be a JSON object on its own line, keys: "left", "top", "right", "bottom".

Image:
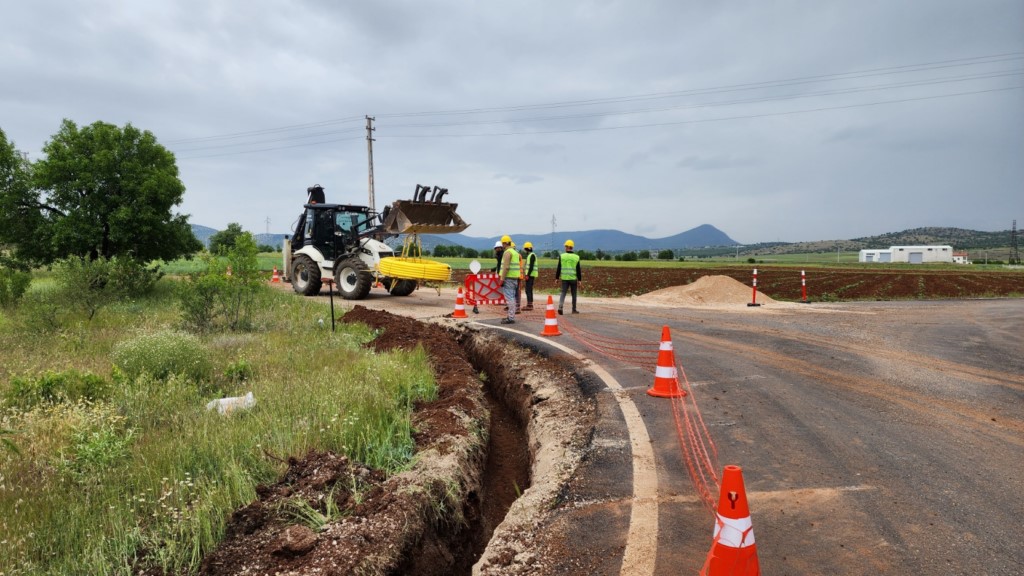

{"left": 633, "top": 274, "right": 777, "bottom": 306}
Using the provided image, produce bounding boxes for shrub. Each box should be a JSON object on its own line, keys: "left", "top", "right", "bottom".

{"left": 3, "top": 370, "right": 111, "bottom": 409}
{"left": 14, "top": 289, "right": 63, "bottom": 333}
{"left": 56, "top": 404, "right": 135, "bottom": 485}
{"left": 223, "top": 359, "right": 254, "bottom": 384}
{"left": 0, "top": 267, "right": 31, "bottom": 308}
{"left": 48, "top": 256, "right": 163, "bottom": 323}
{"left": 112, "top": 330, "right": 212, "bottom": 382}
{"left": 178, "top": 234, "right": 264, "bottom": 332}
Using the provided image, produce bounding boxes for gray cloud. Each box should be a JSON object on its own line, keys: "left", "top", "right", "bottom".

{"left": 2, "top": 0, "right": 1021, "bottom": 245}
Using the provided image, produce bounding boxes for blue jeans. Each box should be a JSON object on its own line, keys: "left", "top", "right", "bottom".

{"left": 502, "top": 279, "right": 518, "bottom": 320}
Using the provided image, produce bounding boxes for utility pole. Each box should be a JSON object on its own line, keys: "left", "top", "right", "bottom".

{"left": 265, "top": 217, "right": 271, "bottom": 235}
{"left": 366, "top": 116, "right": 376, "bottom": 212}
{"left": 1011, "top": 219, "right": 1020, "bottom": 265}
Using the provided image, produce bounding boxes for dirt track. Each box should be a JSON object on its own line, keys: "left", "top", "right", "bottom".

{"left": 250, "top": 273, "right": 1024, "bottom": 574}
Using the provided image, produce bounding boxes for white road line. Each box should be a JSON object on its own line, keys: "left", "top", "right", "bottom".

{"left": 481, "top": 323, "right": 659, "bottom": 576}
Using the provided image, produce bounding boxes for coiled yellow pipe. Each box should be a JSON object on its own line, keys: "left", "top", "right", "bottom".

{"left": 378, "top": 257, "right": 451, "bottom": 282}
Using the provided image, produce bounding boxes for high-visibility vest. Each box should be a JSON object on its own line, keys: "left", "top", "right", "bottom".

{"left": 507, "top": 249, "right": 522, "bottom": 279}
{"left": 525, "top": 252, "right": 539, "bottom": 278}
{"left": 559, "top": 252, "right": 580, "bottom": 280}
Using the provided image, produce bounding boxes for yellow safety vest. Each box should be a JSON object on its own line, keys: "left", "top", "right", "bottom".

{"left": 507, "top": 249, "right": 521, "bottom": 279}
{"left": 559, "top": 252, "right": 580, "bottom": 280}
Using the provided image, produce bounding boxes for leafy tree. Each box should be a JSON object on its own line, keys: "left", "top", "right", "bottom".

{"left": 0, "top": 128, "right": 46, "bottom": 268}
{"left": 638, "top": 250, "right": 652, "bottom": 260}
{"left": 4, "top": 120, "right": 201, "bottom": 266}
{"left": 257, "top": 244, "right": 276, "bottom": 253}
{"left": 658, "top": 249, "right": 675, "bottom": 260}
{"left": 576, "top": 250, "right": 596, "bottom": 261}
{"left": 209, "top": 223, "right": 247, "bottom": 254}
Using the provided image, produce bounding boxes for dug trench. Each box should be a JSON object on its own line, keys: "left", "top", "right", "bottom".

{"left": 197, "top": 306, "right": 595, "bottom": 576}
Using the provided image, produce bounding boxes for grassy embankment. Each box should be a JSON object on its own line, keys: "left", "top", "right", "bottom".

{"left": 0, "top": 279, "right": 436, "bottom": 575}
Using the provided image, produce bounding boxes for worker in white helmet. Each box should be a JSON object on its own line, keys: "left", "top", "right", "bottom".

{"left": 554, "top": 239, "right": 581, "bottom": 314}
{"left": 490, "top": 239, "right": 504, "bottom": 273}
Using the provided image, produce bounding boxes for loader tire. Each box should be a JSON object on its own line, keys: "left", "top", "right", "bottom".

{"left": 291, "top": 255, "right": 322, "bottom": 296}
{"left": 335, "top": 257, "right": 373, "bottom": 300}
{"left": 387, "top": 279, "right": 417, "bottom": 297}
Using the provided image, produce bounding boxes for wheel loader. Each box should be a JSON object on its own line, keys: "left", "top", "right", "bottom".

{"left": 282, "top": 184, "right": 469, "bottom": 300}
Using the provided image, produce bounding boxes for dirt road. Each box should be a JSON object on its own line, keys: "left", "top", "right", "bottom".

{"left": 329, "top": 282, "right": 1023, "bottom": 575}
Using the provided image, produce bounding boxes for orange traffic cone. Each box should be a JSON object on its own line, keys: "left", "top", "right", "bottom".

{"left": 270, "top": 266, "right": 281, "bottom": 283}
{"left": 647, "top": 325, "right": 685, "bottom": 398}
{"left": 702, "top": 465, "right": 760, "bottom": 575}
{"left": 540, "top": 295, "right": 561, "bottom": 337}
{"left": 452, "top": 287, "right": 469, "bottom": 319}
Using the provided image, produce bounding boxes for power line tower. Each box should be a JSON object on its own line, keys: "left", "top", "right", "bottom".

{"left": 365, "top": 116, "right": 376, "bottom": 211}
{"left": 265, "top": 217, "right": 271, "bottom": 235}
{"left": 550, "top": 215, "right": 557, "bottom": 254}
{"left": 1011, "top": 219, "right": 1020, "bottom": 265}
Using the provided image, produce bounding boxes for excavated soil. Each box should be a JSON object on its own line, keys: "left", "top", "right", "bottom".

{"left": 197, "top": 306, "right": 595, "bottom": 576}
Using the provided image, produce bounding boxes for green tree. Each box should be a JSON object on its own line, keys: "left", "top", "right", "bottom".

{"left": 0, "top": 128, "right": 47, "bottom": 268}
{"left": 658, "top": 249, "right": 675, "bottom": 260}
{"left": 209, "top": 223, "right": 247, "bottom": 254}
{"left": 9, "top": 120, "right": 201, "bottom": 265}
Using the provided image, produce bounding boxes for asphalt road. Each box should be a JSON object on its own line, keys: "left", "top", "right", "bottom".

{"left": 313, "top": 284, "right": 1023, "bottom": 575}
{"left": 486, "top": 298, "right": 1024, "bottom": 575}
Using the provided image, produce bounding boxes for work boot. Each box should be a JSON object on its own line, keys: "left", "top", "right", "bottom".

{"left": 572, "top": 309, "right": 579, "bottom": 314}
{"left": 500, "top": 318, "right": 515, "bottom": 324}
{"left": 557, "top": 309, "right": 563, "bottom": 315}
{"left": 523, "top": 305, "right": 533, "bottom": 311}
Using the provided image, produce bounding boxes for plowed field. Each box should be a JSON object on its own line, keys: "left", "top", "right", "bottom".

{"left": 456, "top": 267, "right": 1023, "bottom": 301}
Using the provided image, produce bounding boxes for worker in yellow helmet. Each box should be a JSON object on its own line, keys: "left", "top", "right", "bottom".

{"left": 521, "top": 241, "right": 538, "bottom": 311}
{"left": 555, "top": 239, "right": 581, "bottom": 314}
{"left": 498, "top": 235, "right": 520, "bottom": 324}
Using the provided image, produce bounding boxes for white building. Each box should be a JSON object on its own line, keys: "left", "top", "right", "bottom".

{"left": 859, "top": 245, "right": 954, "bottom": 264}
{"left": 952, "top": 251, "right": 971, "bottom": 265}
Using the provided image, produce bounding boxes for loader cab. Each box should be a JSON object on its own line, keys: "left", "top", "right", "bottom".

{"left": 294, "top": 203, "right": 375, "bottom": 262}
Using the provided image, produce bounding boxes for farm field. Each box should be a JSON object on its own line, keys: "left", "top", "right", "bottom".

{"left": 453, "top": 265, "right": 1023, "bottom": 300}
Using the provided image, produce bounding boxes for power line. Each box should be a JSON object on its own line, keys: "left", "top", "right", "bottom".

{"left": 383, "top": 86, "right": 1022, "bottom": 138}
{"left": 167, "top": 52, "right": 1023, "bottom": 158}
{"left": 376, "top": 52, "right": 1024, "bottom": 119}
{"left": 381, "top": 70, "right": 1023, "bottom": 130}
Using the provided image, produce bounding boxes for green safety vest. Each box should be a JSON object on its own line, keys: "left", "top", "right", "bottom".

{"left": 507, "top": 249, "right": 521, "bottom": 279}
{"left": 559, "top": 252, "right": 580, "bottom": 280}
{"left": 525, "top": 252, "right": 539, "bottom": 278}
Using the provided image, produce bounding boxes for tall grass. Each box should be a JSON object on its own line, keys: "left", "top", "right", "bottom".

{"left": 0, "top": 280, "right": 436, "bottom": 575}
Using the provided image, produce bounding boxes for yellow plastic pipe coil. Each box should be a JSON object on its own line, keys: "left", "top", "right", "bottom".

{"left": 378, "top": 257, "right": 452, "bottom": 282}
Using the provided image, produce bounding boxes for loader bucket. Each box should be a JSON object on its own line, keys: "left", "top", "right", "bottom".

{"left": 381, "top": 199, "right": 470, "bottom": 235}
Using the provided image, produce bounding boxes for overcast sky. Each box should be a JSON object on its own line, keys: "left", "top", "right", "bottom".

{"left": 3, "top": 1, "right": 1022, "bottom": 244}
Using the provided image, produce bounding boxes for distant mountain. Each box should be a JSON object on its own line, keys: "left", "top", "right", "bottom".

{"left": 190, "top": 225, "right": 286, "bottom": 249}
{"left": 192, "top": 223, "right": 1011, "bottom": 256}
{"left": 421, "top": 224, "right": 738, "bottom": 253}
{"left": 191, "top": 225, "right": 218, "bottom": 248}
{"left": 192, "top": 223, "right": 738, "bottom": 253}
{"left": 735, "top": 227, "right": 1014, "bottom": 256}
{"left": 254, "top": 233, "right": 288, "bottom": 250}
